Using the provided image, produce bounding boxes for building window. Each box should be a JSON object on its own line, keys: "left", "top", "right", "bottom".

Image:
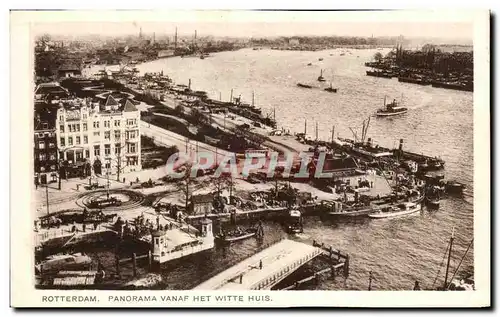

{"left": 114, "top": 130, "right": 121, "bottom": 140}
{"left": 50, "top": 165, "right": 56, "bottom": 171}
{"left": 48, "top": 142, "right": 55, "bottom": 148}
{"left": 104, "top": 120, "right": 110, "bottom": 128}
{"left": 59, "top": 115, "right": 63, "bottom": 121}
{"left": 60, "top": 137, "right": 65, "bottom": 146}
{"left": 59, "top": 125, "right": 64, "bottom": 132}
{"left": 76, "top": 152, "right": 82, "bottom": 160}
{"left": 93, "top": 121, "right": 99, "bottom": 128}
{"left": 114, "top": 120, "right": 120, "bottom": 127}
{"left": 76, "top": 136, "right": 81, "bottom": 145}
{"left": 105, "top": 160, "right": 111, "bottom": 169}
{"left": 68, "top": 137, "right": 73, "bottom": 146}
{"left": 40, "top": 166, "right": 45, "bottom": 172}
{"left": 83, "top": 114, "right": 87, "bottom": 119}
{"left": 42, "top": 123, "right": 48, "bottom": 129}
{"left": 68, "top": 125, "right": 73, "bottom": 133}
{"left": 93, "top": 131, "right": 100, "bottom": 137}
{"left": 83, "top": 123, "right": 87, "bottom": 131}
{"left": 76, "top": 124, "right": 81, "bottom": 132}
{"left": 85, "top": 149, "right": 89, "bottom": 158}
{"left": 105, "top": 144, "right": 111, "bottom": 156}
{"left": 104, "top": 131, "right": 111, "bottom": 140}
{"left": 83, "top": 135, "right": 88, "bottom": 144}
{"left": 94, "top": 145, "right": 100, "bottom": 157}
{"left": 128, "top": 143, "right": 136, "bottom": 153}
{"left": 115, "top": 143, "right": 121, "bottom": 154}
{"left": 38, "top": 141, "right": 45, "bottom": 149}
{"left": 49, "top": 154, "right": 56, "bottom": 160}
{"left": 39, "top": 153, "right": 46, "bottom": 161}
{"left": 126, "top": 131, "right": 136, "bottom": 140}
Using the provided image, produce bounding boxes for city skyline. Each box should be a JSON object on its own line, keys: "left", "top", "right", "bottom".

{"left": 29, "top": 11, "right": 474, "bottom": 42}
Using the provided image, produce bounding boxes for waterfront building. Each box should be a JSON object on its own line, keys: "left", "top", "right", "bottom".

{"left": 34, "top": 102, "right": 59, "bottom": 185}
{"left": 190, "top": 194, "right": 214, "bottom": 215}
{"left": 55, "top": 95, "right": 141, "bottom": 179}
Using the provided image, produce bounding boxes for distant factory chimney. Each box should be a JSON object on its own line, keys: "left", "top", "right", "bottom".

{"left": 174, "top": 27, "right": 178, "bottom": 49}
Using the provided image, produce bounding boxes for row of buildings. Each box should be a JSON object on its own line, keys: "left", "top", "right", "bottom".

{"left": 34, "top": 82, "right": 142, "bottom": 186}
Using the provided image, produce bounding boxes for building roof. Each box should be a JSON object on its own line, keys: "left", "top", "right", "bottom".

{"left": 122, "top": 99, "right": 138, "bottom": 112}
{"left": 35, "top": 82, "right": 69, "bottom": 96}
{"left": 58, "top": 63, "right": 81, "bottom": 72}
{"left": 191, "top": 194, "right": 214, "bottom": 204}
{"left": 104, "top": 95, "right": 119, "bottom": 107}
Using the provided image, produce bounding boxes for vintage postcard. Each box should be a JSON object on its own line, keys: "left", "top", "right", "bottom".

{"left": 10, "top": 10, "right": 490, "bottom": 307}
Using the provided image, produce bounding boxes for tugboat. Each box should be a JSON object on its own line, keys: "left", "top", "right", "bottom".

{"left": 317, "top": 69, "right": 326, "bottom": 82}
{"left": 297, "top": 83, "right": 313, "bottom": 89}
{"left": 376, "top": 96, "right": 408, "bottom": 117}
{"left": 368, "top": 202, "right": 421, "bottom": 219}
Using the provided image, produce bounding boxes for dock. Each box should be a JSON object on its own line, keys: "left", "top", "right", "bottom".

{"left": 193, "top": 239, "right": 324, "bottom": 290}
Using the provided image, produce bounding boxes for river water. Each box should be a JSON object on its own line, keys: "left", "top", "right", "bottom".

{"left": 127, "top": 48, "right": 474, "bottom": 290}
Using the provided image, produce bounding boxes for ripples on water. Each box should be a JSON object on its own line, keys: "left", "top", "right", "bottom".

{"left": 124, "top": 48, "right": 474, "bottom": 290}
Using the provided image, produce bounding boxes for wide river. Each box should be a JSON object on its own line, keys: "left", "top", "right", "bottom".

{"left": 129, "top": 48, "right": 473, "bottom": 290}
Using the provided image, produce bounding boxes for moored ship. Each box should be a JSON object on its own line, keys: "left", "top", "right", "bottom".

{"left": 368, "top": 202, "right": 421, "bottom": 219}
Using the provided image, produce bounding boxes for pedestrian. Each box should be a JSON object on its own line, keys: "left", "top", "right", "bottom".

{"left": 413, "top": 281, "right": 421, "bottom": 290}
{"left": 123, "top": 178, "right": 126, "bottom": 183}
{"left": 259, "top": 259, "right": 263, "bottom": 270}
{"left": 82, "top": 223, "right": 86, "bottom": 232}
{"left": 239, "top": 274, "right": 243, "bottom": 284}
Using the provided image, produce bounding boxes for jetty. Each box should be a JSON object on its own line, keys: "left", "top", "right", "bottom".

{"left": 193, "top": 239, "right": 348, "bottom": 290}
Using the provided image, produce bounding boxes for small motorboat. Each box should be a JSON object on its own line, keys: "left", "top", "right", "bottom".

{"left": 318, "top": 58, "right": 324, "bottom": 61}
{"left": 216, "top": 227, "right": 257, "bottom": 244}
{"left": 445, "top": 181, "right": 466, "bottom": 196}
{"left": 307, "top": 63, "right": 312, "bottom": 66}
{"left": 368, "top": 202, "right": 421, "bottom": 219}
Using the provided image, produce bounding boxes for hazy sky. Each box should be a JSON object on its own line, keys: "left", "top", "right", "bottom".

{"left": 30, "top": 11, "right": 474, "bottom": 40}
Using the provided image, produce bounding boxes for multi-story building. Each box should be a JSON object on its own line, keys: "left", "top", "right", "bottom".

{"left": 34, "top": 102, "right": 59, "bottom": 185}
{"left": 55, "top": 95, "right": 141, "bottom": 180}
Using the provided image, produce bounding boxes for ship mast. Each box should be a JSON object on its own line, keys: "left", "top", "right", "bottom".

{"left": 443, "top": 227, "right": 455, "bottom": 289}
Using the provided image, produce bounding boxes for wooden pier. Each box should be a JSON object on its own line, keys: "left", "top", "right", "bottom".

{"left": 193, "top": 239, "right": 347, "bottom": 290}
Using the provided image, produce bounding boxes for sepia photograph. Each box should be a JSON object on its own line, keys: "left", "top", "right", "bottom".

{"left": 10, "top": 9, "right": 490, "bottom": 307}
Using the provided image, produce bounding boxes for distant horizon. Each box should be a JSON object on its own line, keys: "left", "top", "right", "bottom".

{"left": 28, "top": 11, "right": 474, "bottom": 44}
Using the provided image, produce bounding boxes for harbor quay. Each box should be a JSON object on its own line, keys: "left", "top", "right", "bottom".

{"left": 32, "top": 35, "right": 472, "bottom": 292}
